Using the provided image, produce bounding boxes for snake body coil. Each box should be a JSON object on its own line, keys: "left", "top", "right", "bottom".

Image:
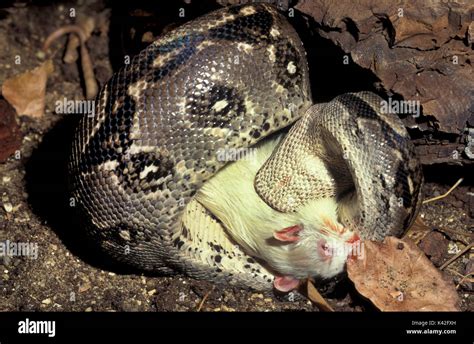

{"left": 69, "top": 4, "right": 422, "bottom": 289}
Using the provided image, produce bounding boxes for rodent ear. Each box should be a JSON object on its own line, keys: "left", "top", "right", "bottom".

{"left": 273, "top": 276, "right": 300, "bottom": 292}
{"left": 273, "top": 224, "right": 302, "bottom": 242}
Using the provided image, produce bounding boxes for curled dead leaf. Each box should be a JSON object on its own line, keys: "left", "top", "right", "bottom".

{"left": 1, "top": 60, "right": 54, "bottom": 118}
{"left": 347, "top": 236, "right": 460, "bottom": 311}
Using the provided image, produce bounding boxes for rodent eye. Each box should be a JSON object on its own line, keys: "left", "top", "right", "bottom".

{"left": 317, "top": 239, "right": 332, "bottom": 259}
{"left": 322, "top": 244, "right": 330, "bottom": 254}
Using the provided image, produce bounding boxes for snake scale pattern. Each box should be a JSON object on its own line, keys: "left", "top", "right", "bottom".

{"left": 68, "top": 3, "right": 423, "bottom": 290}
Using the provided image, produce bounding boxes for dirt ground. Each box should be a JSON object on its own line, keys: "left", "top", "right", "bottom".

{"left": 0, "top": 1, "right": 472, "bottom": 312}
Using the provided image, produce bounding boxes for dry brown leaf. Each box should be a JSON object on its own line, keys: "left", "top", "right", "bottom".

{"left": 347, "top": 236, "right": 460, "bottom": 311}
{"left": 1, "top": 59, "right": 54, "bottom": 118}
{"left": 0, "top": 99, "right": 22, "bottom": 162}
{"left": 306, "top": 280, "right": 334, "bottom": 312}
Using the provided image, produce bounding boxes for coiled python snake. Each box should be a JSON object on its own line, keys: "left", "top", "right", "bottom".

{"left": 68, "top": 3, "right": 423, "bottom": 290}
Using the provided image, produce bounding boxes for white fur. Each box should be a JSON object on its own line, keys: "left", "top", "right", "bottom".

{"left": 196, "top": 136, "right": 356, "bottom": 280}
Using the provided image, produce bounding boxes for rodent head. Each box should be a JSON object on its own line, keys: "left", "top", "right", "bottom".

{"left": 265, "top": 198, "right": 362, "bottom": 291}
{"left": 272, "top": 218, "right": 360, "bottom": 277}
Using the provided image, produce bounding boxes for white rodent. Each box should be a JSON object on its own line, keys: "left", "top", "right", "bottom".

{"left": 195, "top": 135, "right": 361, "bottom": 291}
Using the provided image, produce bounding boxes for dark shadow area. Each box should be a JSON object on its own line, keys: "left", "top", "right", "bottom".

{"left": 290, "top": 9, "right": 381, "bottom": 103}
{"left": 423, "top": 163, "right": 474, "bottom": 186}
{"left": 319, "top": 274, "right": 379, "bottom": 312}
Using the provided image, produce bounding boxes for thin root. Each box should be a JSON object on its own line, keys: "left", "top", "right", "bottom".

{"left": 440, "top": 242, "right": 473, "bottom": 270}
{"left": 197, "top": 286, "right": 214, "bottom": 312}
{"left": 43, "top": 25, "right": 98, "bottom": 99}
{"left": 423, "top": 178, "right": 464, "bottom": 204}
{"left": 455, "top": 273, "right": 474, "bottom": 290}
